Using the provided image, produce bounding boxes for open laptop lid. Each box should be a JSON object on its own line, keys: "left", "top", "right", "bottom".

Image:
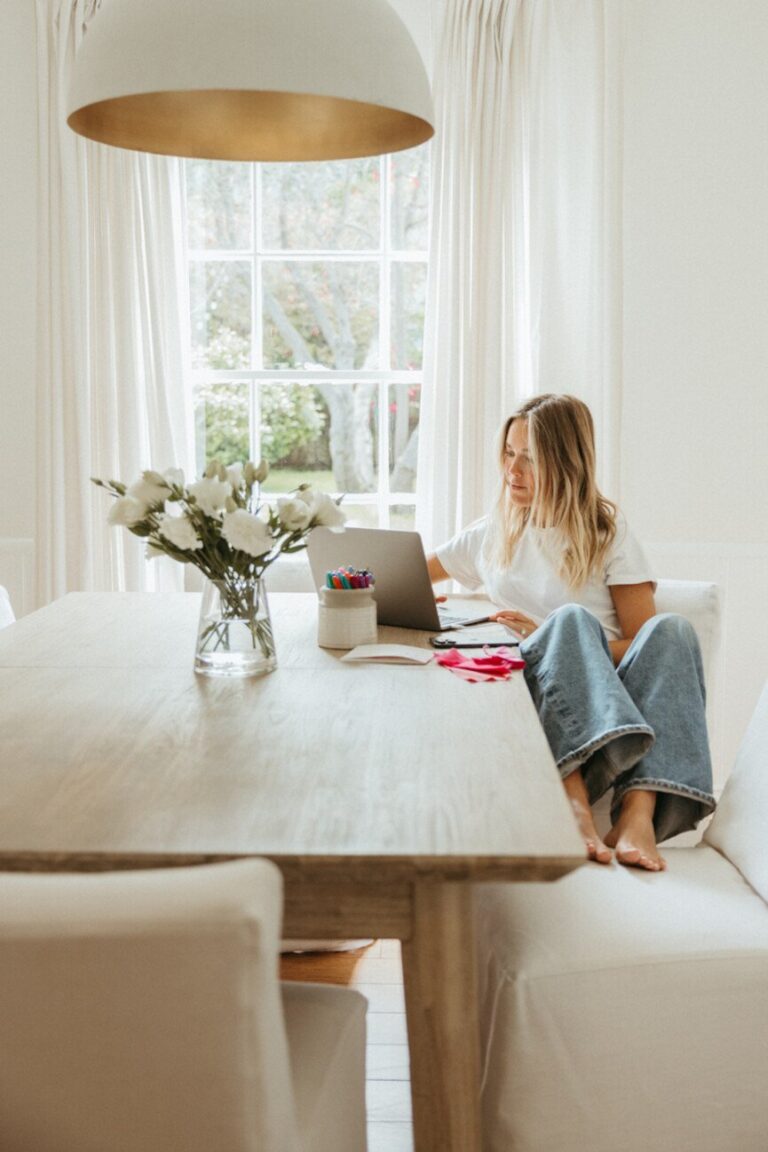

{"left": 306, "top": 527, "right": 444, "bottom": 630}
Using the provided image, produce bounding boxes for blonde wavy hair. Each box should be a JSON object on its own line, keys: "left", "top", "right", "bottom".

{"left": 486, "top": 393, "right": 617, "bottom": 588}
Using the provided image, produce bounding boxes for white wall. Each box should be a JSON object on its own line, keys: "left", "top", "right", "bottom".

{"left": 620, "top": 0, "right": 768, "bottom": 784}
{"left": 0, "top": 2, "right": 38, "bottom": 615}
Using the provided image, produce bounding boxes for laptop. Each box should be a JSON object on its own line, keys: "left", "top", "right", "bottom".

{"left": 306, "top": 527, "right": 491, "bottom": 631}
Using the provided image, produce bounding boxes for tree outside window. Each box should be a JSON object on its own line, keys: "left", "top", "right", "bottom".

{"left": 185, "top": 147, "right": 429, "bottom": 528}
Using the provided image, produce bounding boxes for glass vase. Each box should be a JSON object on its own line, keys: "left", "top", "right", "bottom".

{"left": 194, "top": 576, "right": 276, "bottom": 678}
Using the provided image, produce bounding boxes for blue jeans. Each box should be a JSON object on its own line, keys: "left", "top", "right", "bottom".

{"left": 519, "top": 604, "right": 716, "bottom": 842}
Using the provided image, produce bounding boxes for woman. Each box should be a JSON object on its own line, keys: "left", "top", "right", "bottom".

{"left": 427, "top": 393, "right": 715, "bottom": 871}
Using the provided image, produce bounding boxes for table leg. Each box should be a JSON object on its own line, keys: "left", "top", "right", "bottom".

{"left": 401, "top": 881, "right": 482, "bottom": 1152}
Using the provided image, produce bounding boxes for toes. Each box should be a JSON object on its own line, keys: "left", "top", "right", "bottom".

{"left": 616, "top": 846, "right": 642, "bottom": 866}
{"left": 585, "top": 840, "right": 613, "bottom": 865}
{"left": 615, "top": 846, "right": 663, "bottom": 872}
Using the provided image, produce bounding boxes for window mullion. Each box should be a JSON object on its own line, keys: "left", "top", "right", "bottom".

{"left": 378, "top": 155, "right": 391, "bottom": 529}
{"left": 247, "top": 163, "right": 264, "bottom": 463}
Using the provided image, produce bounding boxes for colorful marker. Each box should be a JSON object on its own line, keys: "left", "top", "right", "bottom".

{"left": 325, "top": 567, "right": 374, "bottom": 589}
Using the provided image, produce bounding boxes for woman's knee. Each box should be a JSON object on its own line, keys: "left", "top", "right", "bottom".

{"left": 532, "top": 603, "right": 606, "bottom": 651}
{"left": 642, "top": 612, "right": 698, "bottom": 647}
{"left": 634, "top": 612, "right": 703, "bottom": 668}
{"left": 546, "top": 603, "right": 603, "bottom": 635}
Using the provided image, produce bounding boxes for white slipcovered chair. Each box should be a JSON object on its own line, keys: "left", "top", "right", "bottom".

{"left": 0, "top": 585, "right": 15, "bottom": 629}
{"left": 474, "top": 675, "right": 768, "bottom": 1152}
{"left": 0, "top": 858, "right": 367, "bottom": 1152}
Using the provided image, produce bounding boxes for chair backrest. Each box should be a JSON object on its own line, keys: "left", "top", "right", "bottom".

{"left": 0, "top": 859, "right": 300, "bottom": 1152}
{"left": 0, "top": 585, "right": 15, "bottom": 629}
{"left": 652, "top": 579, "right": 721, "bottom": 758}
{"left": 704, "top": 681, "right": 768, "bottom": 904}
{"left": 653, "top": 579, "right": 720, "bottom": 691}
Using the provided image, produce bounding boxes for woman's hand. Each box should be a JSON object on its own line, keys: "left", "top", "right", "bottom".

{"left": 490, "top": 610, "right": 538, "bottom": 640}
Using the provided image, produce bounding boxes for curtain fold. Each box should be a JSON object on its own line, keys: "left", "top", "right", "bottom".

{"left": 417, "top": 0, "right": 622, "bottom": 550}
{"left": 36, "top": 0, "right": 194, "bottom": 604}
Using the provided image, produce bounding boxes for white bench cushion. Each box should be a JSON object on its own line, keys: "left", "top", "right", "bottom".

{"left": 474, "top": 846, "right": 768, "bottom": 1152}
{"left": 704, "top": 681, "right": 768, "bottom": 903}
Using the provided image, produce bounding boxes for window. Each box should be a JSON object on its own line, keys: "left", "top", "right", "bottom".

{"left": 184, "top": 147, "right": 429, "bottom": 529}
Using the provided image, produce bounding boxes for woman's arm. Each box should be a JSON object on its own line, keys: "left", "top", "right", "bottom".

{"left": 426, "top": 552, "right": 450, "bottom": 583}
{"left": 609, "top": 582, "right": 656, "bottom": 665}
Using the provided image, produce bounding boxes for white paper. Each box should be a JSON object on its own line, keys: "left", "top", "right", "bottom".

{"left": 340, "top": 644, "right": 433, "bottom": 665}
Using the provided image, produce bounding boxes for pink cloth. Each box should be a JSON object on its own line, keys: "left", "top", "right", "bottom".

{"left": 434, "top": 646, "right": 525, "bottom": 683}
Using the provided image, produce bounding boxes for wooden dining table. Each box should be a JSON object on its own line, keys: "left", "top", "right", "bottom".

{"left": 0, "top": 590, "right": 584, "bottom": 1152}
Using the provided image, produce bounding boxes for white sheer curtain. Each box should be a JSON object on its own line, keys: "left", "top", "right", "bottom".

{"left": 417, "top": 0, "right": 622, "bottom": 550}
{"left": 36, "top": 0, "right": 194, "bottom": 605}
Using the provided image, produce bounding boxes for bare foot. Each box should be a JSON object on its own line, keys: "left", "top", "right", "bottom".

{"left": 605, "top": 789, "right": 667, "bottom": 872}
{"left": 562, "top": 770, "right": 613, "bottom": 865}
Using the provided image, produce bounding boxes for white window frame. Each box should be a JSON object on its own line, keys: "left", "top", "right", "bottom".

{"left": 186, "top": 154, "right": 428, "bottom": 528}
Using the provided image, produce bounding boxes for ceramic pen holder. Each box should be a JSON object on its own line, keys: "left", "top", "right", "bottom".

{"left": 317, "top": 586, "right": 378, "bottom": 649}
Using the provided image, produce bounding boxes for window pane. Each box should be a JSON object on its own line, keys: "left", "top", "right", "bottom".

{"left": 390, "top": 503, "right": 417, "bottom": 531}
{"left": 336, "top": 502, "right": 379, "bottom": 528}
{"left": 257, "top": 382, "right": 332, "bottom": 492}
{"left": 390, "top": 146, "right": 429, "bottom": 251}
{"left": 262, "top": 160, "right": 380, "bottom": 251}
{"left": 258, "top": 381, "right": 377, "bottom": 495}
{"left": 263, "top": 262, "right": 379, "bottom": 371}
{"left": 388, "top": 382, "right": 420, "bottom": 493}
{"left": 190, "top": 260, "right": 252, "bottom": 369}
{"left": 194, "top": 381, "right": 249, "bottom": 468}
{"left": 391, "top": 262, "right": 427, "bottom": 370}
{"left": 186, "top": 160, "right": 251, "bottom": 250}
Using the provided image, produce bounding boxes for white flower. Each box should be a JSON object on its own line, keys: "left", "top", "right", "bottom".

{"left": 107, "top": 496, "right": 146, "bottom": 527}
{"left": 127, "top": 472, "right": 171, "bottom": 509}
{"left": 244, "top": 459, "right": 270, "bottom": 485}
{"left": 308, "top": 491, "right": 346, "bottom": 529}
{"left": 163, "top": 467, "right": 185, "bottom": 490}
{"left": 226, "top": 463, "right": 244, "bottom": 490}
{"left": 157, "top": 514, "right": 202, "bottom": 551}
{"left": 222, "top": 509, "right": 273, "bottom": 558}
{"left": 188, "top": 477, "right": 232, "bottom": 516}
{"left": 146, "top": 541, "right": 165, "bottom": 560}
{"left": 143, "top": 469, "right": 168, "bottom": 486}
{"left": 277, "top": 496, "right": 313, "bottom": 532}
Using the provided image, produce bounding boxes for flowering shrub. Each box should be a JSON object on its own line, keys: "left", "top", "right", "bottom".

{"left": 92, "top": 459, "right": 344, "bottom": 585}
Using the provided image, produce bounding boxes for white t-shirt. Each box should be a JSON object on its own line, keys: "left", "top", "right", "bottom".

{"left": 435, "top": 513, "right": 655, "bottom": 640}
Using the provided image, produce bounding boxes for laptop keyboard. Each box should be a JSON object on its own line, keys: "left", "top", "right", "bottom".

{"left": 437, "top": 606, "right": 469, "bottom": 627}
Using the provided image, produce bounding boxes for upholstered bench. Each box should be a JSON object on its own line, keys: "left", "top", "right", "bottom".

{"left": 473, "top": 681, "right": 768, "bottom": 1152}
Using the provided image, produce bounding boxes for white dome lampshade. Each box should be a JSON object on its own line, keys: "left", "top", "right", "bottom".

{"left": 66, "top": 0, "right": 434, "bottom": 161}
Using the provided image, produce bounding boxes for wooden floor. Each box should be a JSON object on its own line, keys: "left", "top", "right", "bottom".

{"left": 281, "top": 940, "right": 413, "bottom": 1152}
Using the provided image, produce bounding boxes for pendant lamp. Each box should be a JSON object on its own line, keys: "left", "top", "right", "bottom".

{"left": 66, "top": 0, "right": 434, "bottom": 161}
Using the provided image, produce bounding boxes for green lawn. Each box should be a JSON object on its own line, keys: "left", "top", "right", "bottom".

{"left": 261, "top": 468, "right": 337, "bottom": 494}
